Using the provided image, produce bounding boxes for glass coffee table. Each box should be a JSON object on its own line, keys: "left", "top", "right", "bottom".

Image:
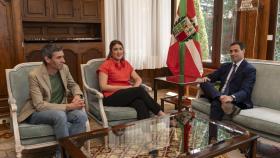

{"left": 59, "top": 111, "right": 258, "bottom": 158}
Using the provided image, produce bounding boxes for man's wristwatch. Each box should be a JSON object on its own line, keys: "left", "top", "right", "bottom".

{"left": 231, "top": 95, "right": 236, "bottom": 102}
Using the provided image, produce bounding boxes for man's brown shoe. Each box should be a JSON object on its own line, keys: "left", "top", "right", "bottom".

{"left": 222, "top": 103, "right": 241, "bottom": 117}
{"left": 230, "top": 106, "right": 241, "bottom": 117}
{"left": 221, "top": 103, "right": 235, "bottom": 115}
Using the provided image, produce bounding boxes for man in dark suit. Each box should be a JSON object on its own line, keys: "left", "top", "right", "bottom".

{"left": 201, "top": 41, "right": 256, "bottom": 121}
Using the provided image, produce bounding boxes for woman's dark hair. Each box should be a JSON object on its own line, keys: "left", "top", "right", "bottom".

{"left": 107, "top": 40, "right": 125, "bottom": 60}
{"left": 41, "top": 43, "right": 63, "bottom": 65}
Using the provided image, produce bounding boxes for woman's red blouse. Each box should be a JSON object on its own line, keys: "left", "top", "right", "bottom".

{"left": 97, "top": 58, "right": 133, "bottom": 97}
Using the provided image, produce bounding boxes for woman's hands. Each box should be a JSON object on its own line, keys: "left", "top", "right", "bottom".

{"left": 99, "top": 72, "right": 133, "bottom": 91}
{"left": 131, "top": 70, "right": 142, "bottom": 87}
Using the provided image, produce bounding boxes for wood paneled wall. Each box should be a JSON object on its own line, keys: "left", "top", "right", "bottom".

{"left": 237, "top": 0, "right": 272, "bottom": 60}
{"left": 0, "top": 0, "right": 17, "bottom": 117}
{"left": 24, "top": 42, "right": 104, "bottom": 85}
{"left": 0, "top": 0, "right": 105, "bottom": 118}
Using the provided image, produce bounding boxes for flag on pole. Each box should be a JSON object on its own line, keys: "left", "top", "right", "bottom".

{"left": 167, "top": 0, "right": 203, "bottom": 77}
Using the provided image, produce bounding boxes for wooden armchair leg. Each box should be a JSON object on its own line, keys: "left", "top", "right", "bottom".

{"left": 161, "top": 99, "right": 165, "bottom": 112}
{"left": 15, "top": 147, "right": 23, "bottom": 158}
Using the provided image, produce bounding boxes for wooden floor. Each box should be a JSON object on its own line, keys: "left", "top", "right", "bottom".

{"left": 0, "top": 89, "right": 279, "bottom": 158}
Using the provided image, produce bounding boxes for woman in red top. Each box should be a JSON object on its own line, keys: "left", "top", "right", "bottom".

{"left": 97, "top": 40, "right": 165, "bottom": 119}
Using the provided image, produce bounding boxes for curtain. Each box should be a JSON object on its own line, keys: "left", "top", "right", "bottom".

{"left": 105, "top": 0, "right": 171, "bottom": 69}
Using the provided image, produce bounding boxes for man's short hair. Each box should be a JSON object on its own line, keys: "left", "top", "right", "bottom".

{"left": 230, "top": 41, "right": 246, "bottom": 50}
{"left": 41, "top": 43, "right": 63, "bottom": 64}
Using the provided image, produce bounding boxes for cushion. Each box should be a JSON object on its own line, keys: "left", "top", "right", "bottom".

{"left": 88, "top": 101, "right": 137, "bottom": 121}
{"left": 232, "top": 107, "right": 280, "bottom": 136}
{"left": 108, "top": 119, "right": 138, "bottom": 127}
{"left": 84, "top": 59, "right": 103, "bottom": 90}
{"left": 250, "top": 62, "right": 280, "bottom": 111}
{"left": 19, "top": 123, "right": 55, "bottom": 139}
{"left": 191, "top": 98, "right": 211, "bottom": 115}
{"left": 9, "top": 64, "right": 39, "bottom": 114}
{"left": 21, "top": 136, "right": 56, "bottom": 145}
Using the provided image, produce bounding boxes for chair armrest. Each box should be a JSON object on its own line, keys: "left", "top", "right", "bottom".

{"left": 8, "top": 97, "right": 17, "bottom": 112}
{"left": 83, "top": 83, "right": 109, "bottom": 128}
{"left": 141, "top": 84, "right": 152, "bottom": 92}
{"left": 7, "top": 97, "right": 21, "bottom": 145}
{"left": 83, "top": 83, "right": 104, "bottom": 99}
{"left": 82, "top": 83, "right": 108, "bottom": 127}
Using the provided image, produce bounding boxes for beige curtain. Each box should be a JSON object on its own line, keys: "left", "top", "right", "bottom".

{"left": 105, "top": 0, "right": 171, "bottom": 69}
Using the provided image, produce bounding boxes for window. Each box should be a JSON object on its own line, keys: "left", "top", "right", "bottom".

{"left": 105, "top": 0, "right": 171, "bottom": 69}
{"left": 274, "top": 0, "right": 280, "bottom": 61}
{"left": 221, "top": 0, "right": 238, "bottom": 62}
{"left": 200, "top": 0, "right": 214, "bottom": 62}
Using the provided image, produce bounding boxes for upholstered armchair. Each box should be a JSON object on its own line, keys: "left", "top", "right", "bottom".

{"left": 6, "top": 62, "right": 90, "bottom": 158}
{"left": 81, "top": 58, "right": 152, "bottom": 128}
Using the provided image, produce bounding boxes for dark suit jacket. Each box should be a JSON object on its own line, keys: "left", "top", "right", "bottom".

{"left": 208, "top": 60, "right": 256, "bottom": 108}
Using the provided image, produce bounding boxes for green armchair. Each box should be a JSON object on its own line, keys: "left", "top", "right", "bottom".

{"left": 6, "top": 62, "right": 90, "bottom": 158}
{"left": 81, "top": 58, "right": 152, "bottom": 128}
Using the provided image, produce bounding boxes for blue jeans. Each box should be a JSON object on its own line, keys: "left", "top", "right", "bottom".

{"left": 27, "top": 109, "right": 87, "bottom": 158}
{"left": 28, "top": 109, "right": 88, "bottom": 139}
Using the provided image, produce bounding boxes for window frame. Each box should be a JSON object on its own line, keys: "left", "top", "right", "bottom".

{"left": 267, "top": 0, "right": 279, "bottom": 60}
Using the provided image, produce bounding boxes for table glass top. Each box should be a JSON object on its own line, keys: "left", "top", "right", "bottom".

{"left": 67, "top": 111, "right": 247, "bottom": 157}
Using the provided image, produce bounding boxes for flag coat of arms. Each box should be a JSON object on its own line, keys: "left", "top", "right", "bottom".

{"left": 167, "top": 0, "right": 203, "bottom": 77}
